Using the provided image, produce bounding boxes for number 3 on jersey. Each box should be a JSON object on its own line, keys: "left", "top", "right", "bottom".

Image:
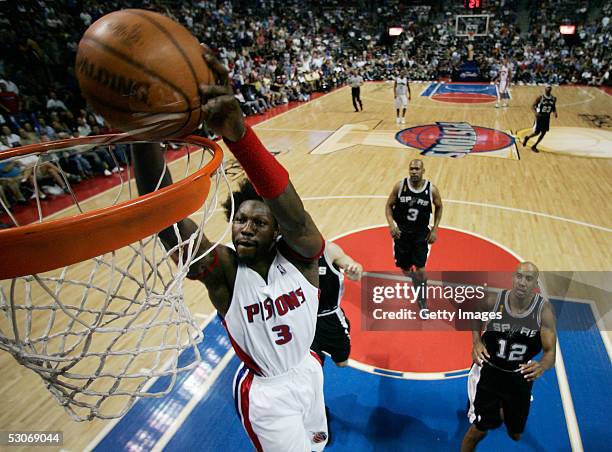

{"left": 407, "top": 208, "right": 418, "bottom": 221}
{"left": 272, "top": 324, "right": 293, "bottom": 345}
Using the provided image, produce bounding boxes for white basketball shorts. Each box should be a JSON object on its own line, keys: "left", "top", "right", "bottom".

{"left": 499, "top": 80, "right": 509, "bottom": 94}
{"left": 233, "top": 352, "right": 328, "bottom": 452}
{"left": 395, "top": 94, "right": 409, "bottom": 109}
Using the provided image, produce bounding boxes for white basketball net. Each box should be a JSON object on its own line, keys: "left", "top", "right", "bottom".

{"left": 0, "top": 138, "right": 231, "bottom": 420}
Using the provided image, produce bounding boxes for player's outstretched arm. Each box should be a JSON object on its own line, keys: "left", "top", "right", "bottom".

{"left": 327, "top": 241, "right": 363, "bottom": 281}
{"left": 133, "top": 143, "right": 234, "bottom": 314}
{"left": 385, "top": 181, "right": 401, "bottom": 239}
{"left": 520, "top": 301, "right": 557, "bottom": 381}
{"left": 200, "top": 48, "right": 323, "bottom": 260}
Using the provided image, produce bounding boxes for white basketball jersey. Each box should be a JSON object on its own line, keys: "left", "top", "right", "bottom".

{"left": 499, "top": 65, "right": 509, "bottom": 82}
{"left": 223, "top": 249, "right": 319, "bottom": 377}
{"left": 395, "top": 77, "right": 408, "bottom": 96}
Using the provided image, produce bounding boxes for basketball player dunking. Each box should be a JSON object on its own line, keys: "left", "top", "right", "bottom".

{"left": 394, "top": 69, "right": 411, "bottom": 124}
{"left": 385, "top": 160, "right": 443, "bottom": 312}
{"left": 462, "top": 262, "right": 557, "bottom": 451}
{"left": 134, "top": 49, "right": 328, "bottom": 452}
{"left": 522, "top": 85, "right": 558, "bottom": 153}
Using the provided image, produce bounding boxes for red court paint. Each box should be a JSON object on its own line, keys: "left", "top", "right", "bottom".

{"left": 334, "top": 226, "right": 519, "bottom": 374}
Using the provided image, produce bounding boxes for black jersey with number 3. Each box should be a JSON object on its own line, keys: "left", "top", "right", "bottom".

{"left": 482, "top": 290, "right": 545, "bottom": 372}
{"left": 392, "top": 178, "right": 433, "bottom": 233}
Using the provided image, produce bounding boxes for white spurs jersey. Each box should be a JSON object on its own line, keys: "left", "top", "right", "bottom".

{"left": 223, "top": 248, "right": 319, "bottom": 377}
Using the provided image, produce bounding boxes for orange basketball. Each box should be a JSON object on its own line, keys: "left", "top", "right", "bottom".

{"left": 76, "top": 9, "right": 214, "bottom": 139}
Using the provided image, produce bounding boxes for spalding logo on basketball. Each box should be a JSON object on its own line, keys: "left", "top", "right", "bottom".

{"left": 395, "top": 122, "right": 515, "bottom": 158}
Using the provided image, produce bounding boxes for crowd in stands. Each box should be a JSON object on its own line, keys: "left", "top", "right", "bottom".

{"left": 0, "top": 0, "right": 609, "bottom": 211}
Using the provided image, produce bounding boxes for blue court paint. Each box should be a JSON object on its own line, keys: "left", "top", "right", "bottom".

{"left": 436, "top": 84, "right": 497, "bottom": 96}
{"left": 93, "top": 316, "right": 232, "bottom": 452}
{"left": 373, "top": 368, "right": 404, "bottom": 378}
{"left": 554, "top": 301, "right": 611, "bottom": 451}
{"left": 421, "top": 83, "right": 440, "bottom": 97}
{"left": 165, "top": 357, "right": 252, "bottom": 451}
{"left": 321, "top": 362, "right": 569, "bottom": 451}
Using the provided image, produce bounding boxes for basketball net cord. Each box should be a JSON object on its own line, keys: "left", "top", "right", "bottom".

{"left": 0, "top": 138, "right": 233, "bottom": 420}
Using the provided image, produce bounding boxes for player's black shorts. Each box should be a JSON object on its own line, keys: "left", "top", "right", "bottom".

{"left": 393, "top": 229, "right": 429, "bottom": 270}
{"left": 311, "top": 308, "right": 351, "bottom": 364}
{"left": 468, "top": 363, "right": 534, "bottom": 435}
{"left": 534, "top": 115, "right": 551, "bottom": 133}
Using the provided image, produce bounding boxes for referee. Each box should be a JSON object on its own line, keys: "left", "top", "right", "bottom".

{"left": 348, "top": 69, "right": 364, "bottom": 112}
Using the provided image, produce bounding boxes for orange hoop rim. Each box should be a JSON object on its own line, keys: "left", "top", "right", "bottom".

{"left": 0, "top": 134, "right": 223, "bottom": 279}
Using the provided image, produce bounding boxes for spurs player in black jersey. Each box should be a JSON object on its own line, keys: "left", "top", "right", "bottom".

{"left": 522, "top": 85, "right": 558, "bottom": 153}
{"left": 385, "top": 159, "right": 443, "bottom": 311}
{"left": 311, "top": 241, "right": 363, "bottom": 367}
{"left": 311, "top": 241, "right": 361, "bottom": 445}
{"left": 461, "top": 262, "right": 557, "bottom": 451}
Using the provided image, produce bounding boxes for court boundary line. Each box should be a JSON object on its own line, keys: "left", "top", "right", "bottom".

{"left": 555, "top": 341, "right": 584, "bottom": 451}
{"left": 329, "top": 223, "right": 584, "bottom": 450}
{"left": 301, "top": 195, "right": 612, "bottom": 232}
{"left": 85, "top": 313, "right": 217, "bottom": 451}
{"left": 552, "top": 296, "right": 612, "bottom": 361}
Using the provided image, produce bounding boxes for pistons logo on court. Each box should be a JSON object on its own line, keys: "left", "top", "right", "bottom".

{"left": 395, "top": 122, "right": 516, "bottom": 158}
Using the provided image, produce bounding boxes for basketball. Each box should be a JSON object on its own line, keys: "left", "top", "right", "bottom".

{"left": 75, "top": 9, "right": 214, "bottom": 139}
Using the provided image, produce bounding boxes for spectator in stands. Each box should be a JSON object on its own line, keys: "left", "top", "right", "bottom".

{"left": 1, "top": 125, "right": 21, "bottom": 147}
{"left": 77, "top": 117, "right": 91, "bottom": 137}
{"left": 37, "top": 118, "right": 57, "bottom": 140}
{"left": 46, "top": 91, "right": 68, "bottom": 112}
{"left": 0, "top": 157, "right": 29, "bottom": 207}
{"left": 0, "top": 82, "right": 20, "bottom": 118}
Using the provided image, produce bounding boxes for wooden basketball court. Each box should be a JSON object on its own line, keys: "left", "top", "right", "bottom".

{"left": 0, "top": 83, "right": 610, "bottom": 451}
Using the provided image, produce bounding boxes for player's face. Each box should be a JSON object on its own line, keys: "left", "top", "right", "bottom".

{"left": 409, "top": 163, "right": 424, "bottom": 182}
{"left": 511, "top": 269, "right": 538, "bottom": 299}
{"left": 232, "top": 200, "right": 278, "bottom": 262}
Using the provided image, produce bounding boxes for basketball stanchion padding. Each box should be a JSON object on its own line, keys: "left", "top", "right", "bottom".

{"left": 0, "top": 134, "right": 229, "bottom": 420}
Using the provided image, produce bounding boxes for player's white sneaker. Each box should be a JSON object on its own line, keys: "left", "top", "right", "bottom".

{"left": 401, "top": 118, "right": 406, "bottom": 124}
{"left": 495, "top": 103, "right": 501, "bottom": 108}
{"left": 396, "top": 117, "right": 401, "bottom": 124}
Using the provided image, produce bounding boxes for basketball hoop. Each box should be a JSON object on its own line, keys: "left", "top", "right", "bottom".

{"left": 0, "top": 134, "right": 229, "bottom": 420}
{"left": 467, "top": 30, "right": 475, "bottom": 42}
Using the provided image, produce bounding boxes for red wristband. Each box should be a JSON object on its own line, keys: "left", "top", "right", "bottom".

{"left": 224, "top": 125, "right": 289, "bottom": 199}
